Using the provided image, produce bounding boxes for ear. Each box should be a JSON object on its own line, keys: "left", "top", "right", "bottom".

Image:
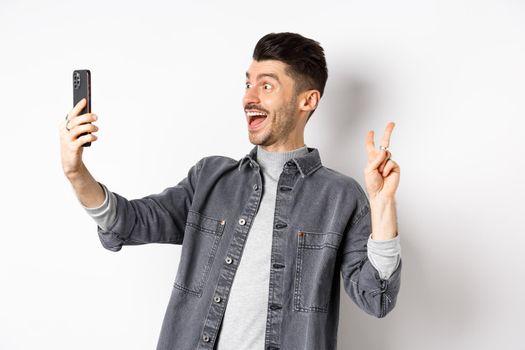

{"left": 298, "top": 90, "right": 320, "bottom": 114}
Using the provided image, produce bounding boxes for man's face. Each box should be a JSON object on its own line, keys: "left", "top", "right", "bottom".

{"left": 243, "top": 59, "right": 301, "bottom": 147}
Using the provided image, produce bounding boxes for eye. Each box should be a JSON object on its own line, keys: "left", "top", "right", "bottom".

{"left": 263, "top": 83, "right": 273, "bottom": 90}
{"left": 245, "top": 82, "right": 252, "bottom": 89}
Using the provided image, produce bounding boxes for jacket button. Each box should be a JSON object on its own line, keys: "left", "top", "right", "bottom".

{"left": 269, "top": 304, "right": 282, "bottom": 310}
{"left": 202, "top": 335, "right": 210, "bottom": 342}
{"left": 272, "top": 263, "right": 285, "bottom": 269}
{"left": 214, "top": 296, "right": 221, "bottom": 303}
{"left": 253, "top": 184, "right": 258, "bottom": 191}
{"left": 286, "top": 161, "right": 294, "bottom": 166}
{"left": 219, "top": 219, "right": 225, "bottom": 226}
{"left": 225, "top": 257, "right": 233, "bottom": 264}
{"left": 239, "top": 218, "right": 246, "bottom": 225}
{"left": 297, "top": 230, "right": 304, "bottom": 237}
{"left": 275, "top": 223, "right": 287, "bottom": 229}
{"left": 279, "top": 186, "right": 292, "bottom": 191}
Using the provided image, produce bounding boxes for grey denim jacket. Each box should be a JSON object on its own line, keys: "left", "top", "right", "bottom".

{"left": 96, "top": 145, "right": 402, "bottom": 350}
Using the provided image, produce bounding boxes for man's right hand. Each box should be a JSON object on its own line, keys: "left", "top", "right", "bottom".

{"left": 59, "top": 98, "right": 99, "bottom": 178}
{"left": 59, "top": 98, "right": 105, "bottom": 208}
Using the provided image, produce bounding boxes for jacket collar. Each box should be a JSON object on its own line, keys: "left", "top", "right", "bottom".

{"left": 237, "top": 144, "right": 322, "bottom": 178}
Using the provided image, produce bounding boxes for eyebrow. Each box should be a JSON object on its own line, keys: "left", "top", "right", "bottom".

{"left": 245, "top": 71, "right": 280, "bottom": 83}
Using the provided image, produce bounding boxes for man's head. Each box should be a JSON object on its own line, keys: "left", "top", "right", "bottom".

{"left": 243, "top": 32, "right": 328, "bottom": 150}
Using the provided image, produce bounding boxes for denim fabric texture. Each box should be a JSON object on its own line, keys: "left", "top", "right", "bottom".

{"left": 96, "top": 145, "right": 402, "bottom": 350}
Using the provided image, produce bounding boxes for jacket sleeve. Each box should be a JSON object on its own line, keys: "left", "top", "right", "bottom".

{"left": 97, "top": 157, "right": 204, "bottom": 252}
{"left": 339, "top": 182, "right": 402, "bottom": 318}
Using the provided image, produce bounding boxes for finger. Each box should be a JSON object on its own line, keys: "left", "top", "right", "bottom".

{"left": 382, "top": 159, "right": 395, "bottom": 176}
{"left": 74, "top": 132, "right": 97, "bottom": 148}
{"left": 380, "top": 122, "right": 395, "bottom": 149}
{"left": 68, "top": 113, "right": 97, "bottom": 130}
{"left": 378, "top": 150, "right": 391, "bottom": 172}
{"left": 68, "top": 98, "right": 87, "bottom": 119}
{"left": 366, "top": 130, "right": 376, "bottom": 155}
{"left": 365, "top": 148, "right": 388, "bottom": 173}
{"left": 60, "top": 117, "right": 70, "bottom": 133}
{"left": 69, "top": 123, "right": 98, "bottom": 140}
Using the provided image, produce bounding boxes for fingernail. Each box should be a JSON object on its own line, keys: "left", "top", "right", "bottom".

{"left": 93, "top": 115, "right": 97, "bottom": 120}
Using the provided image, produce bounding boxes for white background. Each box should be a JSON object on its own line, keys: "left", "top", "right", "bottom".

{"left": 1, "top": 0, "right": 524, "bottom": 349}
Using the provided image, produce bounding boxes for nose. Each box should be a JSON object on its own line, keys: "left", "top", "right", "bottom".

{"left": 243, "top": 85, "right": 260, "bottom": 108}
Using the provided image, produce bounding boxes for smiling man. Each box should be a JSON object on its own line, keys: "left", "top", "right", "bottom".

{"left": 60, "top": 32, "right": 402, "bottom": 350}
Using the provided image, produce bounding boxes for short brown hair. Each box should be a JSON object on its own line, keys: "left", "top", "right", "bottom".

{"left": 253, "top": 32, "right": 328, "bottom": 122}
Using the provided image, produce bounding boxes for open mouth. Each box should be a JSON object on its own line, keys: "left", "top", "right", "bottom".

{"left": 246, "top": 110, "right": 268, "bottom": 129}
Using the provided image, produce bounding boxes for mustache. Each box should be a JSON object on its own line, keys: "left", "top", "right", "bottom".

{"left": 244, "top": 104, "right": 268, "bottom": 114}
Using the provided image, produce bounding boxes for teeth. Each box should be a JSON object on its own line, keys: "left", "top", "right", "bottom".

{"left": 246, "top": 111, "right": 267, "bottom": 117}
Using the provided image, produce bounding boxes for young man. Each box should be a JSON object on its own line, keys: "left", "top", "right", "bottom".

{"left": 59, "top": 32, "right": 401, "bottom": 350}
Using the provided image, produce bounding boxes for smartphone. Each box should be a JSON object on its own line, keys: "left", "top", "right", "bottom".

{"left": 73, "top": 69, "right": 92, "bottom": 147}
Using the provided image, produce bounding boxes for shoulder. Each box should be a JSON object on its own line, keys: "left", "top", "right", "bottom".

{"left": 315, "top": 165, "right": 370, "bottom": 206}
{"left": 317, "top": 165, "right": 365, "bottom": 192}
{"left": 193, "top": 154, "right": 241, "bottom": 174}
{"left": 201, "top": 154, "right": 238, "bottom": 166}
{"left": 318, "top": 166, "right": 371, "bottom": 227}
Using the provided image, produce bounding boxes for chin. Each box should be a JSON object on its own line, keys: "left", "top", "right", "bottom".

{"left": 248, "top": 134, "right": 269, "bottom": 146}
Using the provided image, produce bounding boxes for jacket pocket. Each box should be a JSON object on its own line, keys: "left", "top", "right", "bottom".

{"left": 173, "top": 210, "right": 225, "bottom": 297}
{"left": 293, "top": 230, "right": 343, "bottom": 313}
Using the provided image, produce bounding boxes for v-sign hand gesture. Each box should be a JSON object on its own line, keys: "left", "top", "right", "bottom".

{"left": 364, "top": 122, "right": 400, "bottom": 201}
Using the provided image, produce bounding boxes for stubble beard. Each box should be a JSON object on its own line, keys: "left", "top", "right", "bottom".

{"left": 249, "top": 95, "right": 298, "bottom": 147}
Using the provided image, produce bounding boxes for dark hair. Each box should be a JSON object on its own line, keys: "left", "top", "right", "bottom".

{"left": 252, "top": 32, "right": 328, "bottom": 121}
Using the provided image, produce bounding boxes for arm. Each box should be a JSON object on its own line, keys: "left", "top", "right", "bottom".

{"left": 81, "top": 182, "right": 117, "bottom": 232}
{"left": 368, "top": 193, "right": 401, "bottom": 280}
{"left": 60, "top": 97, "right": 104, "bottom": 208}
{"left": 67, "top": 163, "right": 106, "bottom": 208}
{"left": 341, "top": 121, "right": 402, "bottom": 316}
{"left": 96, "top": 158, "right": 204, "bottom": 252}
{"left": 367, "top": 234, "right": 401, "bottom": 280}
{"left": 340, "top": 186, "right": 401, "bottom": 318}
{"left": 59, "top": 99, "right": 203, "bottom": 252}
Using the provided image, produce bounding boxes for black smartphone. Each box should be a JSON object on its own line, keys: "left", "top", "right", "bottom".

{"left": 73, "top": 69, "right": 92, "bottom": 147}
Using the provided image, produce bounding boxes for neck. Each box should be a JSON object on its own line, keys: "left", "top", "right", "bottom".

{"left": 258, "top": 139, "right": 306, "bottom": 153}
{"left": 256, "top": 144, "right": 308, "bottom": 177}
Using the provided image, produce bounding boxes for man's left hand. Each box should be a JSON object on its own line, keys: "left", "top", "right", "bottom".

{"left": 364, "top": 121, "right": 400, "bottom": 201}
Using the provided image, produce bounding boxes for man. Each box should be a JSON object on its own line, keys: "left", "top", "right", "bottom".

{"left": 59, "top": 32, "right": 401, "bottom": 350}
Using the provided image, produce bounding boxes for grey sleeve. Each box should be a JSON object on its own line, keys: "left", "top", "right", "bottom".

{"left": 367, "top": 234, "right": 401, "bottom": 280}
{"left": 80, "top": 182, "right": 117, "bottom": 232}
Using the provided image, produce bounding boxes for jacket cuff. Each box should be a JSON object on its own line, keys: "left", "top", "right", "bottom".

{"left": 367, "top": 234, "right": 401, "bottom": 280}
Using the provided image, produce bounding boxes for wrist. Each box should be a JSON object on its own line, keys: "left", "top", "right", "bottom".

{"left": 65, "top": 162, "right": 88, "bottom": 182}
{"left": 369, "top": 196, "right": 398, "bottom": 240}
{"left": 369, "top": 195, "right": 396, "bottom": 207}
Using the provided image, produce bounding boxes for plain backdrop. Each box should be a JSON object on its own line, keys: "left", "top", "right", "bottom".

{"left": 1, "top": 0, "right": 524, "bottom": 349}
